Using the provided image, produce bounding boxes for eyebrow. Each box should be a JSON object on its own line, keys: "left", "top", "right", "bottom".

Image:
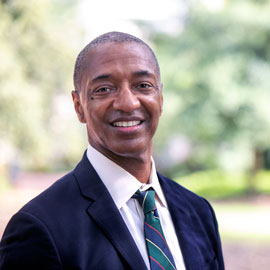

{"left": 91, "top": 70, "right": 155, "bottom": 82}
{"left": 133, "top": 70, "right": 155, "bottom": 78}
{"left": 92, "top": 74, "right": 111, "bottom": 82}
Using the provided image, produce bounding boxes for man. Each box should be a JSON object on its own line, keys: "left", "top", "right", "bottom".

{"left": 0, "top": 32, "right": 224, "bottom": 269}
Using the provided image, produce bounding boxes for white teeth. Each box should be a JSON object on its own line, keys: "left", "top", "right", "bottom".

{"left": 113, "top": 121, "right": 141, "bottom": 127}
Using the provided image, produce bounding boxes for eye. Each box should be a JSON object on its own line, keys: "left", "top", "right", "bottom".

{"left": 137, "top": 83, "right": 152, "bottom": 89}
{"left": 92, "top": 86, "right": 116, "bottom": 97}
{"left": 95, "top": 87, "right": 111, "bottom": 93}
{"left": 91, "top": 86, "right": 115, "bottom": 99}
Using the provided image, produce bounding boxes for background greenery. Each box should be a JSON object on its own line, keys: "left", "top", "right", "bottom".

{"left": 0, "top": 0, "right": 269, "bottom": 196}
{"left": 0, "top": 0, "right": 86, "bottom": 173}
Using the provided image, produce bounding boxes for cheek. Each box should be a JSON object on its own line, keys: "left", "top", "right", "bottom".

{"left": 159, "top": 98, "right": 163, "bottom": 115}
{"left": 149, "top": 96, "right": 163, "bottom": 118}
{"left": 85, "top": 105, "right": 108, "bottom": 134}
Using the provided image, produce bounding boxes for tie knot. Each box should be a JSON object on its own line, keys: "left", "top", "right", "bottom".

{"left": 133, "top": 189, "right": 156, "bottom": 214}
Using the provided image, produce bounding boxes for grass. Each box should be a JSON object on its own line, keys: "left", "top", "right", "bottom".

{"left": 255, "top": 171, "right": 270, "bottom": 193}
{"left": 174, "top": 170, "right": 270, "bottom": 242}
{"left": 175, "top": 170, "right": 270, "bottom": 199}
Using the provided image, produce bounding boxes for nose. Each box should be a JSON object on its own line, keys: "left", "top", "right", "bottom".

{"left": 112, "top": 85, "right": 140, "bottom": 112}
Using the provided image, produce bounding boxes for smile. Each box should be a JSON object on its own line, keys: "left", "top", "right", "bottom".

{"left": 112, "top": 121, "right": 142, "bottom": 127}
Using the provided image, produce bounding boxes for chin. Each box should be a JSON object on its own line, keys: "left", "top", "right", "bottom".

{"left": 111, "top": 142, "right": 150, "bottom": 158}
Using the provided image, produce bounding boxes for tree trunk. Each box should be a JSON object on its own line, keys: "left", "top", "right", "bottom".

{"left": 246, "top": 149, "right": 264, "bottom": 194}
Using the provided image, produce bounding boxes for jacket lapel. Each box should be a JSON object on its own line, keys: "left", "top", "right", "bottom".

{"left": 158, "top": 173, "right": 203, "bottom": 270}
{"left": 73, "top": 152, "right": 147, "bottom": 270}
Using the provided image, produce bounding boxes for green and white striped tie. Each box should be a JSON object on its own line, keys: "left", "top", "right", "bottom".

{"left": 133, "top": 189, "right": 177, "bottom": 270}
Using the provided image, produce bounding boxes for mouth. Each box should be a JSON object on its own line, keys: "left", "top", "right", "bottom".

{"left": 112, "top": 120, "right": 143, "bottom": 127}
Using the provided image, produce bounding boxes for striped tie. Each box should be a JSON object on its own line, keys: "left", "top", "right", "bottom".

{"left": 133, "top": 189, "right": 177, "bottom": 270}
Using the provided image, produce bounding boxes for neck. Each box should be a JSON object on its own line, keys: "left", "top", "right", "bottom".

{"left": 116, "top": 155, "right": 152, "bottom": 183}
{"left": 108, "top": 152, "right": 152, "bottom": 183}
{"left": 91, "top": 145, "right": 153, "bottom": 183}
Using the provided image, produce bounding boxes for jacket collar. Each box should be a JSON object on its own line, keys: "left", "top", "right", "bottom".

{"left": 73, "top": 152, "right": 147, "bottom": 270}
{"left": 158, "top": 172, "right": 204, "bottom": 270}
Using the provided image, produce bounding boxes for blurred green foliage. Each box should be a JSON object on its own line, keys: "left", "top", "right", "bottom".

{"left": 176, "top": 170, "right": 270, "bottom": 199}
{"left": 151, "top": 0, "right": 270, "bottom": 190}
{"left": 0, "top": 0, "right": 269, "bottom": 196}
{"left": 0, "top": 0, "right": 86, "bottom": 171}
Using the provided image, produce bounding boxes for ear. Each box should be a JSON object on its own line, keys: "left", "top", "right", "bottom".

{"left": 71, "top": 90, "right": 86, "bottom": 123}
{"left": 159, "top": 83, "right": 163, "bottom": 116}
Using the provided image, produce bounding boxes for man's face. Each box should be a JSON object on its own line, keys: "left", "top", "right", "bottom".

{"left": 72, "top": 42, "right": 163, "bottom": 160}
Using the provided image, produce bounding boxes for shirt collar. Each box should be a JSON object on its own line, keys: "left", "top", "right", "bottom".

{"left": 139, "top": 158, "right": 167, "bottom": 208}
{"left": 86, "top": 144, "right": 167, "bottom": 209}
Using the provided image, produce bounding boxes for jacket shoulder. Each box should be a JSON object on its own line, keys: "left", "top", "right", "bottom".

{"left": 21, "top": 171, "right": 78, "bottom": 211}
{"left": 158, "top": 172, "right": 208, "bottom": 205}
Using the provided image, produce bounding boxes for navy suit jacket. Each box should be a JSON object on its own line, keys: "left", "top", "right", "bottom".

{"left": 0, "top": 153, "right": 224, "bottom": 269}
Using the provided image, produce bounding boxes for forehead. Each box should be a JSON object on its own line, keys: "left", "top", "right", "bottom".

{"left": 81, "top": 42, "right": 158, "bottom": 79}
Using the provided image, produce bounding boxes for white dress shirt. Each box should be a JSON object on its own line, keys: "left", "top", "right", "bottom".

{"left": 87, "top": 145, "right": 186, "bottom": 270}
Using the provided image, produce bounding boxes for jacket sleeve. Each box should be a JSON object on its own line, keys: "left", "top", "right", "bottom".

{"left": 203, "top": 199, "right": 225, "bottom": 270}
{"left": 0, "top": 210, "right": 62, "bottom": 270}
